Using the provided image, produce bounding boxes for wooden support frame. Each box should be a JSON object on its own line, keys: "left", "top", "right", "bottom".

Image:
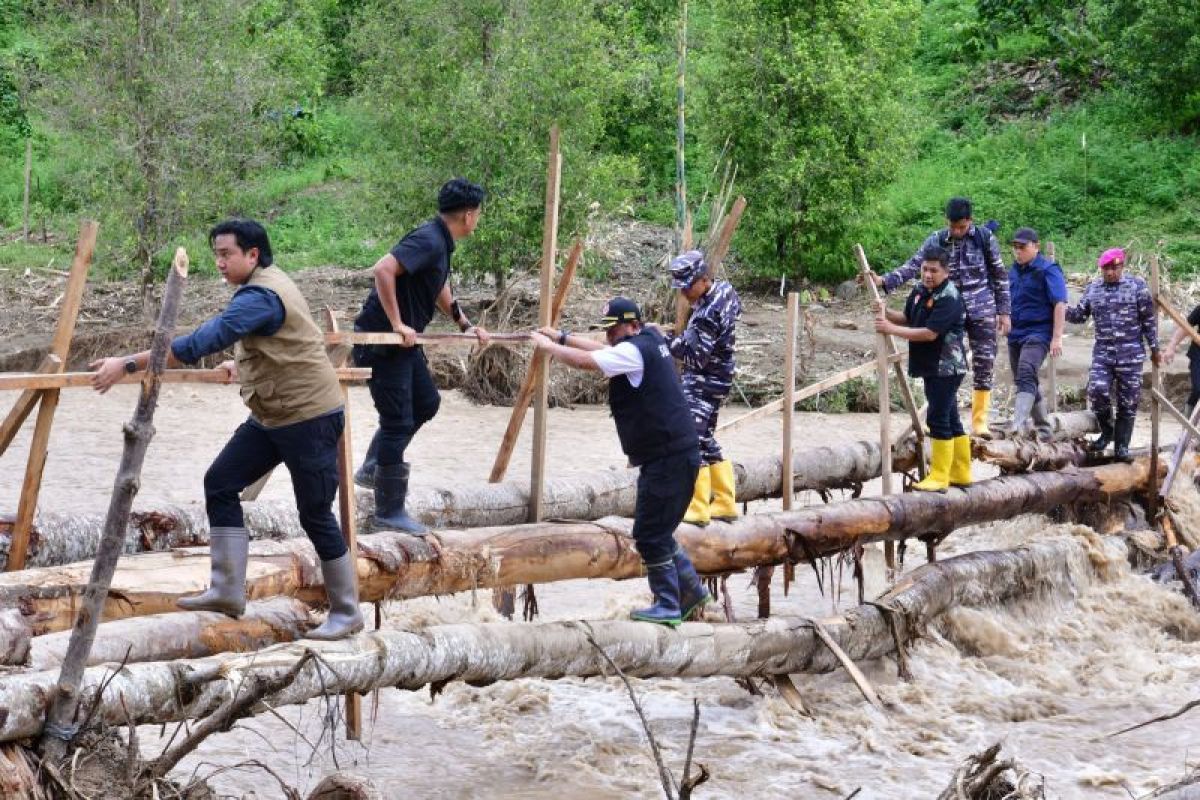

{"left": 782, "top": 293, "right": 798, "bottom": 511}
{"left": 489, "top": 240, "right": 582, "bottom": 483}
{"left": 1161, "top": 400, "right": 1200, "bottom": 499}
{"left": 1151, "top": 389, "right": 1200, "bottom": 444}
{"left": 6, "top": 222, "right": 98, "bottom": 571}
{"left": 530, "top": 124, "right": 562, "bottom": 525}
{"left": 1157, "top": 295, "right": 1200, "bottom": 348}
{"left": 717, "top": 354, "right": 901, "bottom": 435}
{"left": 324, "top": 331, "right": 531, "bottom": 347}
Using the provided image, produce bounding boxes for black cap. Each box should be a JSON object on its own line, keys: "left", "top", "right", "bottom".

{"left": 1011, "top": 227, "right": 1039, "bottom": 245}
{"left": 595, "top": 296, "right": 642, "bottom": 330}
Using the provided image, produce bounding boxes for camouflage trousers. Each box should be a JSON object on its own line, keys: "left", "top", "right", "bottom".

{"left": 1087, "top": 357, "right": 1144, "bottom": 419}
{"left": 964, "top": 313, "right": 997, "bottom": 391}
{"left": 683, "top": 377, "right": 729, "bottom": 465}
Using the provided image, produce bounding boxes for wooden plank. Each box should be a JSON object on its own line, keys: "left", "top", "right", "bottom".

{"left": 1152, "top": 389, "right": 1200, "bottom": 443}
{"left": 1150, "top": 254, "right": 1161, "bottom": 524}
{"left": 810, "top": 618, "right": 884, "bottom": 710}
{"left": 325, "top": 331, "right": 530, "bottom": 347}
{"left": 488, "top": 239, "right": 582, "bottom": 483}
{"left": 1157, "top": 296, "right": 1200, "bottom": 348}
{"left": 717, "top": 354, "right": 902, "bottom": 434}
{"left": 782, "top": 293, "right": 798, "bottom": 511}
{"left": 530, "top": 125, "right": 561, "bottom": 525}
{"left": 1161, "top": 401, "right": 1200, "bottom": 498}
{"left": 0, "top": 356, "right": 61, "bottom": 457}
{"left": 0, "top": 367, "right": 371, "bottom": 391}
{"left": 324, "top": 308, "right": 362, "bottom": 740}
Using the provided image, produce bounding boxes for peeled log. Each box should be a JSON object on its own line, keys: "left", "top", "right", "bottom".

{"left": 975, "top": 439, "right": 1093, "bottom": 472}
{"left": 0, "top": 460, "right": 1154, "bottom": 649}
{"left": 0, "top": 533, "right": 1126, "bottom": 743}
{"left": 0, "top": 411, "right": 1098, "bottom": 570}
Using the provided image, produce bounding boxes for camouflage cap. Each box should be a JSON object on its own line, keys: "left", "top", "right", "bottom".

{"left": 670, "top": 250, "right": 707, "bottom": 289}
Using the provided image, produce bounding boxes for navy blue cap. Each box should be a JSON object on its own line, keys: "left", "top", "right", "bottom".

{"left": 1011, "top": 227, "right": 1039, "bottom": 245}
{"left": 596, "top": 296, "right": 642, "bottom": 329}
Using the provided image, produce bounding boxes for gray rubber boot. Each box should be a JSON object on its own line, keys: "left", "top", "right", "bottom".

{"left": 1010, "top": 392, "right": 1036, "bottom": 436}
{"left": 372, "top": 462, "right": 429, "bottom": 534}
{"left": 1031, "top": 398, "right": 1054, "bottom": 443}
{"left": 178, "top": 527, "right": 248, "bottom": 618}
{"left": 354, "top": 430, "right": 381, "bottom": 490}
{"left": 306, "top": 552, "right": 365, "bottom": 640}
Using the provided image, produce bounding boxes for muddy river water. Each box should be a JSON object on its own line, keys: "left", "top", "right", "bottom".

{"left": 4, "top": 383, "right": 1200, "bottom": 798}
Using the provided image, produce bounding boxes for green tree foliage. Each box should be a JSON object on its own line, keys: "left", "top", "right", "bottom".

{"left": 693, "top": 0, "right": 921, "bottom": 281}
{"left": 347, "top": 0, "right": 641, "bottom": 279}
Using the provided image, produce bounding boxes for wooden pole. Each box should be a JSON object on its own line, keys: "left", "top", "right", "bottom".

{"left": 530, "top": 124, "right": 561, "bottom": 525}
{"left": 489, "top": 240, "right": 582, "bottom": 483}
{"left": 325, "top": 331, "right": 531, "bottom": 347}
{"left": 0, "top": 367, "right": 371, "bottom": 392}
{"left": 1046, "top": 242, "right": 1059, "bottom": 412}
{"left": 0, "top": 221, "right": 97, "bottom": 457}
{"left": 1156, "top": 296, "right": 1200, "bottom": 348}
{"left": 38, "top": 247, "right": 188, "bottom": 763}
{"left": 782, "top": 293, "right": 798, "bottom": 511}
{"left": 5, "top": 222, "right": 97, "bottom": 570}
{"left": 323, "top": 309, "right": 362, "bottom": 740}
{"left": 1149, "top": 253, "right": 1161, "bottom": 524}
{"left": 0, "top": 356, "right": 61, "bottom": 456}
{"left": 673, "top": 0, "right": 688, "bottom": 254}
{"left": 854, "top": 244, "right": 926, "bottom": 479}
{"left": 22, "top": 138, "right": 32, "bottom": 242}
{"left": 1161, "top": 400, "right": 1200, "bottom": 498}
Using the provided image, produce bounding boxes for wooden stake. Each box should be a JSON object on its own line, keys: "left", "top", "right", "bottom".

{"left": 782, "top": 293, "right": 798, "bottom": 511}
{"left": 489, "top": 240, "right": 582, "bottom": 483}
{"left": 1149, "top": 254, "right": 1162, "bottom": 524}
{"left": 38, "top": 247, "right": 188, "bottom": 763}
{"left": 810, "top": 618, "right": 883, "bottom": 710}
{"left": 530, "top": 124, "right": 561, "bottom": 525}
{"left": 323, "top": 308, "right": 362, "bottom": 740}
{"left": 1047, "top": 241, "right": 1059, "bottom": 412}
{"left": 22, "top": 138, "right": 31, "bottom": 243}
{"left": 854, "top": 244, "right": 926, "bottom": 479}
{"left": 1156, "top": 296, "right": 1200, "bottom": 348}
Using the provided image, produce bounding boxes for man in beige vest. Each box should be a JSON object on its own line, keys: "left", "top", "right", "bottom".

{"left": 91, "top": 219, "right": 362, "bottom": 640}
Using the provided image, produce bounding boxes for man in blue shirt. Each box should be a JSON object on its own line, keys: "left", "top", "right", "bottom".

{"left": 352, "top": 178, "right": 489, "bottom": 534}
{"left": 1006, "top": 227, "right": 1067, "bottom": 439}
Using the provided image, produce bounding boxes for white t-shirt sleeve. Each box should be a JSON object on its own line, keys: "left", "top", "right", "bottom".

{"left": 590, "top": 341, "right": 645, "bottom": 387}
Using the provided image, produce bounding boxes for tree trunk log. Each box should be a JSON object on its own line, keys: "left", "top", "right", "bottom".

{"left": 974, "top": 439, "right": 1093, "bottom": 472}
{"left": 0, "top": 533, "right": 1127, "bottom": 743}
{"left": 0, "top": 460, "right": 1155, "bottom": 653}
{"left": 0, "top": 411, "right": 1098, "bottom": 570}
{"left": 307, "top": 772, "right": 384, "bottom": 800}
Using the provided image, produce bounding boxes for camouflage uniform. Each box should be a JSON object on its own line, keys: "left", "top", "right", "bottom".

{"left": 669, "top": 279, "right": 741, "bottom": 465}
{"left": 1066, "top": 274, "right": 1158, "bottom": 419}
{"left": 883, "top": 225, "right": 1009, "bottom": 390}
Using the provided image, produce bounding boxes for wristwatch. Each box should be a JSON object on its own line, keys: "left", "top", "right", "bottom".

{"left": 558, "top": 329, "right": 569, "bottom": 345}
{"left": 123, "top": 358, "right": 138, "bottom": 374}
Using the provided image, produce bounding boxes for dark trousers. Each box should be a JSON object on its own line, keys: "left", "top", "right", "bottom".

{"left": 631, "top": 448, "right": 701, "bottom": 565}
{"left": 1189, "top": 354, "right": 1200, "bottom": 411}
{"left": 365, "top": 346, "right": 441, "bottom": 467}
{"left": 204, "top": 411, "right": 347, "bottom": 561}
{"left": 1008, "top": 339, "right": 1049, "bottom": 401}
{"left": 964, "top": 313, "right": 997, "bottom": 390}
{"left": 922, "top": 374, "right": 966, "bottom": 439}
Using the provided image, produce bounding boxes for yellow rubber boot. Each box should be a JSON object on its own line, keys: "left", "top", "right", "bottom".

{"left": 949, "top": 434, "right": 973, "bottom": 487}
{"left": 913, "top": 438, "right": 953, "bottom": 492}
{"left": 971, "top": 389, "right": 992, "bottom": 438}
{"left": 709, "top": 460, "right": 739, "bottom": 521}
{"left": 684, "top": 465, "right": 711, "bottom": 526}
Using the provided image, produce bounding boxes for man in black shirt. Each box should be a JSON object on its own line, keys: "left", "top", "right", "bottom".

{"left": 353, "top": 178, "right": 489, "bottom": 533}
{"left": 530, "top": 298, "right": 711, "bottom": 627}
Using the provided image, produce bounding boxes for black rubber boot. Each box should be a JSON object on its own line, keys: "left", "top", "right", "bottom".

{"left": 674, "top": 548, "right": 712, "bottom": 621}
{"left": 630, "top": 560, "right": 682, "bottom": 627}
{"left": 372, "top": 462, "right": 429, "bottom": 534}
{"left": 1089, "top": 414, "right": 1114, "bottom": 453}
{"left": 354, "top": 430, "right": 381, "bottom": 489}
{"left": 1113, "top": 416, "right": 1135, "bottom": 462}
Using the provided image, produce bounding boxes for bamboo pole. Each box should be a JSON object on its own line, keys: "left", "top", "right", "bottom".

{"left": 0, "top": 367, "right": 371, "bottom": 392}
{"left": 782, "top": 293, "right": 798, "bottom": 511}
{"left": 1149, "top": 254, "right": 1162, "bottom": 524}
{"left": 854, "top": 244, "right": 926, "bottom": 479}
{"left": 6, "top": 223, "right": 97, "bottom": 571}
{"left": 675, "top": 197, "right": 746, "bottom": 334}
{"left": 717, "top": 355, "right": 902, "bottom": 434}
{"left": 673, "top": 0, "right": 688, "bottom": 254}
{"left": 489, "top": 240, "right": 582, "bottom": 483}
{"left": 38, "top": 247, "right": 188, "bottom": 763}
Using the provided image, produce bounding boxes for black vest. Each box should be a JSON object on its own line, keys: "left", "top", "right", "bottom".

{"left": 607, "top": 329, "right": 698, "bottom": 466}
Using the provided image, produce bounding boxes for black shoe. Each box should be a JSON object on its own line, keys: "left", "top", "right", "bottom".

{"left": 1113, "top": 416, "right": 1135, "bottom": 462}
{"left": 354, "top": 430, "right": 381, "bottom": 489}
{"left": 372, "top": 462, "right": 429, "bottom": 534}
{"left": 630, "top": 560, "right": 682, "bottom": 627}
{"left": 1089, "top": 414, "right": 1114, "bottom": 453}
